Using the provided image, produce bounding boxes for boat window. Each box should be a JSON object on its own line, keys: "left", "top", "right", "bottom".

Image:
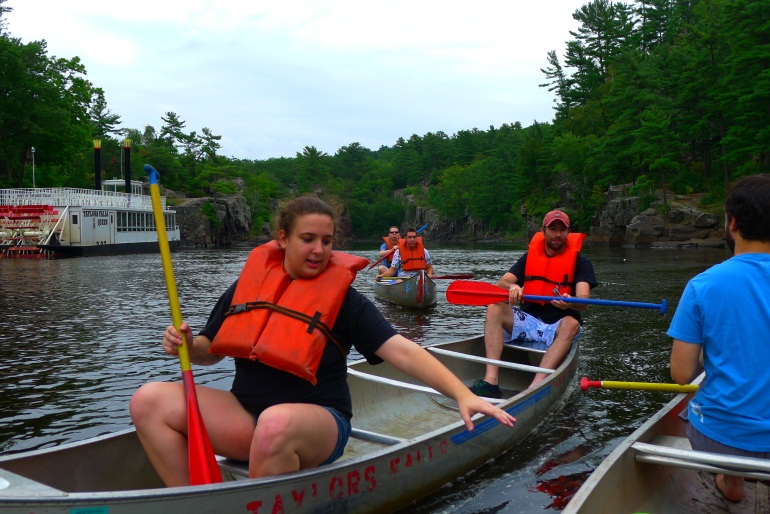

{"left": 117, "top": 212, "right": 126, "bottom": 232}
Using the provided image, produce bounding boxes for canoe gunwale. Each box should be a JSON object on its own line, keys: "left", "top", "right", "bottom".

{"left": 373, "top": 270, "right": 437, "bottom": 308}
{"left": 0, "top": 336, "right": 579, "bottom": 513}
{"left": 564, "top": 372, "right": 770, "bottom": 513}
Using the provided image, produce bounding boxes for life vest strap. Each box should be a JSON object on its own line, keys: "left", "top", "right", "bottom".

{"left": 225, "top": 301, "right": 347, "bottom": 356}
{"left": 524, "top": 274, "right": 574, "bottom": 288}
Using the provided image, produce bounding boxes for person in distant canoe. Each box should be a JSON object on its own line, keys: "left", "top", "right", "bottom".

{"left": 130, "top": 196, "right": 515, "bottom": 487}
{"left": 470, "top": 210, "right": 597, "bottom": 398}
{"left": 378, "top": 226, "right": 434, "bottom": 279}
{"left": 377, "top": 225, "right": 401, "bottom": 274}
{"left": 669, "top": 174, "right": 770, "bottom": 503}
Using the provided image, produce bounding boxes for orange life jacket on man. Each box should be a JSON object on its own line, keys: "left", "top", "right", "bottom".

{"left": 209, "top": 240, "right": 369, "bottom": 384}
{"left": 381, "top": 237, "right": 397, "bottom": 250}
{"left": 396, "top": 237, "right": 427, "bottom": 272}
{"left": 523, "top": 232, "right": 586, "bottom": 304}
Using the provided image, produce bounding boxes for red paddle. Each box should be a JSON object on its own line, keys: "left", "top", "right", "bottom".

{"left": 446, "top": 280, "right": 667, "bottom": 313}
{"left": 147, "top": 165, "right": 222, "bottom": 485}
{"left": 367, "top": 248, "right": 395, "bottom": 271}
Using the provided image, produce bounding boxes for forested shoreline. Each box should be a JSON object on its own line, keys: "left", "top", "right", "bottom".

{"left": 1, "top": 0, "right": 768, "bottom": 239}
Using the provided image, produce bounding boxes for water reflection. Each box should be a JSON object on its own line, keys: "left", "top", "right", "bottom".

{"left": 0, "top": 243, "right": 727, "bottom": 511}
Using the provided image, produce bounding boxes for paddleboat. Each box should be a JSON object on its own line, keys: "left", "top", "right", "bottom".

{"left": 564, "top": 375, "right": 770, "bottom": 513}
{"left": 373, "top": 270, "right": 437, "bottom": 309}
{"left": 0, "top": 335, "right": 579, "bottom": 514}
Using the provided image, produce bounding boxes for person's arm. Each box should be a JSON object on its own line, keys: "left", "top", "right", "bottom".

{"left": 380, "top": 266, "right": 397, "bottom": 278}
{"left": 426, "top": 262, "right": 434, "bottom": 277}
{"left": 375, "top": 335, "right": 516, "bottom": 430}
{"left": 670, "top": 340, "right": 703, "bottom": 385}
{"left": 379, "top": 243, "right": 394, "bottom": 258}
{"left": 378, "top": 250, "right": 400, "bottom": 279}
{"left": 496, "top": 271, "right": 522, "bottom": 304}
{"left": 162, "top": 322, "right": 225, "bottom": 366}
{"left": 554, "top": 280, "right": 590, "bottom": 311}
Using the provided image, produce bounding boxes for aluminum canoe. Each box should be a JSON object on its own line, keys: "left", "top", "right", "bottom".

{"left": 564, "top": 375, "right": 770, "bottom": 513}
{"left": 373, "top": 270, "right": 437, "bottom": 308}
{"left": 0, "top": 335, "right": 579, "bottom": 514}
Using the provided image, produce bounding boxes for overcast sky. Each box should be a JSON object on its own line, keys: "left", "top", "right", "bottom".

{"left": 6, "top": 1, "right": 587, "bottom": 160}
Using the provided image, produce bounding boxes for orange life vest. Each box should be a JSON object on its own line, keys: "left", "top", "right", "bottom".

{"left": 209, "top": 240, "right": 369, "bottom": 384}
{"left": 523, "top": 232, "right": 586, "bottom": 304}
{"left": 381, "top": 237, "right": 397, "bottom": 250}
{"left": 396, "top": 237, "right": 427, "bottom": 272}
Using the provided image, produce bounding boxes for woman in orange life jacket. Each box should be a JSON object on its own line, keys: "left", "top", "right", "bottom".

{"left": 377, "top": 225, "right": 401, "bottom": 274}
{"left": 377, "top": 226, "right": 434, "bottom": 280}
{"left": 130, "top": 196, "right": 515, "bottom": 486}
{"left": 470, "top": 210, "right": 597, "bottom": 399}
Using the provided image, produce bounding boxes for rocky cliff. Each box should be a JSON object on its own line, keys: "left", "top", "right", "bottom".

{"left": 173, "top": 195, "right": 253, "bottom": 248}
{"left": 168, "top": 184, "right": 726, "bottom": 249}
{"left": 590, "top": 184, "right": 725, "bottom": 248}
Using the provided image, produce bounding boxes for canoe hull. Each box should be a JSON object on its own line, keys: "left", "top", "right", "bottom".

{"left": 373, "top": 270, "right": 437, "bottom": 308}
{"left": 564, "top": 389, "right": 770, "bottom": 513}
{"left": 0, "top": 336, "right": 579, "bottom": 513}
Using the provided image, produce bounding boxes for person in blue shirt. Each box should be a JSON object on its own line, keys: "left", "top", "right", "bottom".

{"left": 377, "top": 226, "right": 401, "bottom": 274}
{"left": 669, "top": 173, "right": 770, "bottom": 503}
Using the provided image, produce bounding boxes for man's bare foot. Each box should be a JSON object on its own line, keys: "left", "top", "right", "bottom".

{"left": 715, "top": 473, "right": 743, "bottom": 502}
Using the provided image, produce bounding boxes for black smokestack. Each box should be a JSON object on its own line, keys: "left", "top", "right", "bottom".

{"left": 93, "top": 140, "right": 101, "bottom": 190}
{"left": 123, "top": 138, "right": 131, "bottom": 193}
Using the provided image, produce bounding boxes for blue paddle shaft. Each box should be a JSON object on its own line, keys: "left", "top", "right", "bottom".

{"left": 145, "top": 164, "right": 160, "bottom": 185}
{"left": 525, "top": 294, "right": 667, "bottom": 314}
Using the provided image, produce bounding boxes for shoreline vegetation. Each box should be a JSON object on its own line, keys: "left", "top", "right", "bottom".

{"left": 2, "top": 0, "right": 765, "bottom": 248}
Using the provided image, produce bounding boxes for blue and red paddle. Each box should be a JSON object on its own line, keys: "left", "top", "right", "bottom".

{"left": 446, "top": 280, "right": 667, "bottom": 314}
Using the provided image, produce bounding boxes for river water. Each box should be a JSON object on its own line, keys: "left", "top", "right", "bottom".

{"left": 0, "top": 243, "right": 727, "bottom": 512}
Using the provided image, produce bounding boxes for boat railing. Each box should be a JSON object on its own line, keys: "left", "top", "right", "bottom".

{"left": 427, "top": 347, "right": 554, "bottom": 375}
{"left": 41, "top": 206, "right": 68, "bottom": 245}
{"left": 0, "top": 188, "right": 168, "bottom": 211}
{"left": 346, "top": 367, "right": 504, "bottom": 405}
{"left": 634, "top": 435, "right": 770, "bottom": 481}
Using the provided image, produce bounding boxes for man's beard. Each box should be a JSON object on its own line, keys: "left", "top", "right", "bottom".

{"left": 725, "top": 227, "right": 735, "bottom": 255}
{"left": 546, "top": 238, "right": 565, "bottom": 254}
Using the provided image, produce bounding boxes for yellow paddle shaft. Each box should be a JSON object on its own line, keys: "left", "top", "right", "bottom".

{"left": 149, "top": 182, "right": 191, "bottom": 372}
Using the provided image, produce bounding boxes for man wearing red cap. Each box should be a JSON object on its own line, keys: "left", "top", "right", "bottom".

{"left": 470, "top": 210, "right": 597, "bottom": 398}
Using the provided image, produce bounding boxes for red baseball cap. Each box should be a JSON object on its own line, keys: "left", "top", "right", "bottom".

{"left": 543, "top": 210, "right": 570, "bottom": 228}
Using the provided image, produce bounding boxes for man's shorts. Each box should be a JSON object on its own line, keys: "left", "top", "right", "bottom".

{"left": 503, "top": 307, "right": 581, "bottom": 351}
{"left": 685, "top": 414, "right": 770, "bottom": 460}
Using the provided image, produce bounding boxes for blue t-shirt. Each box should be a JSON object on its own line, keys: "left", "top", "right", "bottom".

{"left": 667, "top": 253, "right": 770, "bottom": 451}
{"left": 379, "top": 242, "right": 394, "bottom": 268}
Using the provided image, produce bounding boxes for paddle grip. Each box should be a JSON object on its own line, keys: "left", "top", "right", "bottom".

{"left": 580, "top": 377, "right": 602, "bottom": 390}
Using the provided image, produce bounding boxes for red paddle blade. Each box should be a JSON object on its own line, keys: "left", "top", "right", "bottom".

{"left": 445, "top": 281, "right": 508, "bottom": 305}
{"left": 182, "top": 371, "right": 223, "bottom": 485}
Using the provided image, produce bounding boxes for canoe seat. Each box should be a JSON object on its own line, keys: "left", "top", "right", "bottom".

{"left": 427, "top": 346, "right": 554, "bottom": 375}
{"left": 634, "top": 436, "right": 770, "bottom": 481}
{"left": 347, "top": 367, "right": 503, "bottom": 404}
{"left": 217, "top": 428, "right": 407, "bottom": 479}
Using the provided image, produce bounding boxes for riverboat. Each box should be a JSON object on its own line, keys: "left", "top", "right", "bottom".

{"left": 0, "top": 178, "right": 179, "bottom": 258}
{"left": 0, "top": 335, "right": 578, "bottom": 514}
{"left": 564, "top": 376, "right": 770, "bottom": 513}
{"left": 373, "top": 270, "right": 437, "bottom": 308}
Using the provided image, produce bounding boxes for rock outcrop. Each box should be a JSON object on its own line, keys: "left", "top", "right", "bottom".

{"left": 590, "top": 185, "right": 724, "bottom": 248}
{"left": 173, "top": 195, "right": 252, "bottom": 247}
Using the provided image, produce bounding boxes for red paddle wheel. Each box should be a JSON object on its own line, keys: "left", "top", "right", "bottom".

{"left": 0, "top": 204, "right": 61, "bottom": 259}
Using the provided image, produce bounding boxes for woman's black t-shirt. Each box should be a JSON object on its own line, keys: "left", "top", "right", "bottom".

{"left": 199, "top": 281, "right": 396, "bottom": 422}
